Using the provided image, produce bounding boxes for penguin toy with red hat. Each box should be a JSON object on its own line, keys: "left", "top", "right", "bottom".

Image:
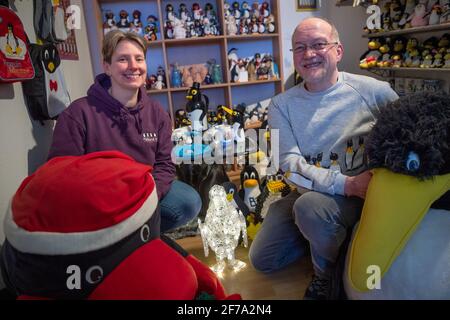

{"left": 0, "top": 150, "right": 240, "bottom": 300}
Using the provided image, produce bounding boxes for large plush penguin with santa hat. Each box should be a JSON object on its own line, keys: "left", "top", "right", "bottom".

{"left": 0, "top": 151, "right": 240, "bottom": 300}
{"left": 344, "top": 92, "right": 450, "bottom": 299}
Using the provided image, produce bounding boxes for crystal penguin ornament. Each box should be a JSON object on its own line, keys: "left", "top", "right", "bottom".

{"left": 198, "top": 185, "right": 248, "bottom": 274}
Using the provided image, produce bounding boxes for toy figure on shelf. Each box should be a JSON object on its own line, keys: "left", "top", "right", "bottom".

{"left": 398, "top": 0, "right": 416, "bottom": 28}
{"left": 186, "top": 82, "right": 209, "bottom": 133}
{"left": 175, "top": 109, "right": 191, "bottom": 128}
{"left": 103, "top": 11, "right": 117, "bottom": 35}
{"left": 198, "top": 185, "right": 248, "bottom": 274}
{"left": 208, "top": 110, "right": 220, "bottom": 127}
{"left": 144, "top": 24, "right": 157, "bottom": 42}
{"left": 165, "top": 21, "right": 174, "bottom": 39}
{"left": 171, "top": 64, "right": 182, "bottom": 88}
{"left": 146, "top": 74, "right": 157, "bottom": 90}
{"left": 212, "top": 64, "right": 223, "bottom": 84}
{"left": 408, "top": 2, "right": 429, "bottom": 27}
{"left": 205, "top": 2, "right": 217, "bottom": 21}
{"left": 232, "top": 1, "right": 241, "bottom": 19}
{"left": 193, "top": 3, "right": 203, "bottom": 20}
{"left": 429, "top": 4, "right": 442, "bottom": 25}
{"left": 157, "top": 66, "right": 167, "bottom": 88}
{"left": 440, "top": 1, "right": 450, "bottom": 23}
{"left": 226, "top": 15, "right": 237, "bottom": 35}
{"left": 117, "top": 10, "right": 130, "bottom": 31}
{"left": 266, "top": 14, "right": 276, "bottom": 33}
{"left": 242, "top": 1, "right": 251, "bottom": 19}
{"left": 166, "top": 4, "right": 176, "bottom": 22}
{"left": 173, "top": 17, "right": 187, "bottom": 39}
{"left": 359, "top": 38, "right": 382, "bottom": 69}
{"left": 147, "top": 15, "right": 159, "bottom": 33}
{"left": 260, "top": 1, "right": 270, "bottom": 18}
{"left": 179, "top": 3, "right": 190, "bottom": 22}
{"left": 130, "top": 10, "right": 143, "bottom": 35}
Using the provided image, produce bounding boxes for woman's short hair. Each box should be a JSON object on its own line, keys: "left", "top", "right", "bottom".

{"left": 102, "top": 30, "right": 147, "bottom": 64}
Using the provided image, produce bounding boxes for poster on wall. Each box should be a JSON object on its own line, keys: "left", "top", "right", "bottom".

{"left": 296, "top": 0, "right": 320, "bottom": 11}
{"left": 55, "top": 0, "right": 79, "bottom": 60}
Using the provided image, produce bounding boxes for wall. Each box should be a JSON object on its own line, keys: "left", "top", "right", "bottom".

{"left": 0, "top": 0, "right": 93, "bottom": 242}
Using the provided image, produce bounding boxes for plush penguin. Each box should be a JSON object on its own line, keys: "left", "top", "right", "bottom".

{"left": 255, "top": 171, "right": 291, "bottom": 220}
{"left": 344, "top": 92, "right": 450, "bottom": 299}
{"left": 222, "top": 181, "right": 250, "bottom": 217}
{"left": 239, "top": 165, "right": 262, "bottom": 212}
{"left": 0, "top": 151, "right": 240, "bottom": 300}
{"left": 186, "top": 82, "right": 209, "bottom": 132}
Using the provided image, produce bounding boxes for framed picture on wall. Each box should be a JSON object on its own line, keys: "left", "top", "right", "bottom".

{"left": 296, "top": 0, "right": 320, "bottom": 11}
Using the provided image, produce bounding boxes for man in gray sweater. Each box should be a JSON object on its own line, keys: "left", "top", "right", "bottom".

{"left": 248, "top": 17, "right": 398, "bottom": 300}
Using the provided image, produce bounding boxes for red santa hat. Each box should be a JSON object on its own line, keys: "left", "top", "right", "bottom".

{"left": 2, "top": 151, "right": 236, "bottom": 300}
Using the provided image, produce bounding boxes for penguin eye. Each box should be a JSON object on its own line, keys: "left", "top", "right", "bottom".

{"left": 52, "top": 49, "right": 56, "bottom": 59}
{"left": 276, "top": 174, "right": 283, "bottom": 181}
{"left": 191, "top": 89, "right": 197, "bottom": 95}
{"left": 250, "top": 172, "right": 256, "bottom": 179}
{"left": 406, "top": 151, "right": 420, "bottom": 172}
{"left": 230, "top": 189, "right": 234, "bottom": 195}
{"left": 244, "top": 172, "right": 249, "bottom": 180}
{"left": 44, "top": 50, "right": 49, "bottom": 60}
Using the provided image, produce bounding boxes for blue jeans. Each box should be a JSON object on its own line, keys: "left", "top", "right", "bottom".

{"left": 159, "top": 180, "right": 202, "bottom": 233}
{"left": 249, "top": 189, "right": 362, "bottom": 278}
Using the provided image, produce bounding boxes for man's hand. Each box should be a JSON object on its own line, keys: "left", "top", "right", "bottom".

{"left": 344, "top": 171, "right": 373, "bottom": 199}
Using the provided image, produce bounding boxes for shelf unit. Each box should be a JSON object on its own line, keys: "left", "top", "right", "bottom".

{"left": 360, "top": 22, "right": 450, "bottom": 92}
{"left": 91, "top": 0, "right": 284, "bottom": 126}
{"left": 362, "top": 23, "right": 450, "bottom": 38}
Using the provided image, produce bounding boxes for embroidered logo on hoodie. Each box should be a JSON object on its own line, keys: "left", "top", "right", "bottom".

{"left": 142, "top": 132, "right": 158, "bottom": 143}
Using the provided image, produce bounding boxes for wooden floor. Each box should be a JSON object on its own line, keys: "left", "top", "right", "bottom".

{"left": 176, "top": 235, "right": 314, "bottom": 300}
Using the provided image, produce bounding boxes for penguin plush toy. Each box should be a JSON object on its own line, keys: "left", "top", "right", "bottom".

{"left": 222, "top": 181, "right": 250, "bottom": 217}
{"left": 0, "top": 151, "right": 240, "bottom": 300}
{"left": 344, "top": 92, "right": 450, "bottom": 299}
{"left": 238, "top": 165, "right": 262, "bottom": 213}
{"left": 186, "top": 82, "right": 209, "bottom": 133}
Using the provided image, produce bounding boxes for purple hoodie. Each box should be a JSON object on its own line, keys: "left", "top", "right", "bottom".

{"left": 48, "top": 73, "right": 175, "bottom": 199}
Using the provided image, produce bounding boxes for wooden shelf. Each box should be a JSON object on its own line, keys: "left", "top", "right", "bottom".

{"left": 169, "top": 83, "right": 229, "bottom": 92}
{"left": 163, "top": 36, "right": 225, "bottom": 46}
{"left": 226, "top": 33, "right": 280, "bottom": 41}
{"left": 364, "top": 67, "right": 450, "bottom": 72}
{"left": 147, "top": 89, "right": 169, "bottom": 94}
{"left": 362, "top": 23, "right": 450, "bottom": 38}
{"left": 230, "top": 79, "right": 281, "bottom": 87}
{"left": 92, "top": 0, "right": 284, "bottom": 126}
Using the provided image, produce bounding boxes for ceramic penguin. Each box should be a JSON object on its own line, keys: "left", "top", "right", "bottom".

{"left": 186, "top": 82, "right": 209, "bottom": 132}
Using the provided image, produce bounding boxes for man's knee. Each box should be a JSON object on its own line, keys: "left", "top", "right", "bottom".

{"left": 294, "top": 192, "right": 328, "bottom": 235}
{"left": 248, "top": 242, "right": 278, "bottom": 273}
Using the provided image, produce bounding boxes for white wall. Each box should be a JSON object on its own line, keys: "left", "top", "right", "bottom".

{"left": 0, "top": 0, "right": 93, "bottom": 242}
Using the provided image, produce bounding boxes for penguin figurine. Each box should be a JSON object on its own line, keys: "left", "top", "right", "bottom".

{"left": 255, "top": 171, "right": 291, "bottom": 220}
{"left": 222, "top": 181, "right": 250, "bottom": 217}
{"left": 186, "top": 82, "right": 209, "bottom": 132}
{"left": 238, "top": 166, "right": 261, "bottom": 212}
{"left": 207, "top": 110, "right": 219, "bottom": 127}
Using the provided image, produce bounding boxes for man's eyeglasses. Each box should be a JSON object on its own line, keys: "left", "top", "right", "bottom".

{"left": 290, "top": 42, "right": 339, "bottom": 54}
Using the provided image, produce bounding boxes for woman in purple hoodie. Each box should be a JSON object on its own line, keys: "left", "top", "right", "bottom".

{"left": 48, "top": 30, "right": 201, "bottom": 232}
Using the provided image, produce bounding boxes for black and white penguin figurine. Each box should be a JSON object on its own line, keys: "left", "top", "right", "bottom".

{"left": 222, "top": 181, "right": 250, "bottom": 217}
{"left": 238, "top": 166, "right": 261, "bottom": 212}
{"left": 186, "top": 82, "right": 209, "bottom": 132}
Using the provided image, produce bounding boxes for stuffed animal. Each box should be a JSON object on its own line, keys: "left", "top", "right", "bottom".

{"left": 408, "top": 2, "right": 429, "bottom": 27}
{"left": 0, "top": 151, "right": 240, "bottom": 300}
{"left": 359, "top": 38, "right": 382, "bottom": 69}
{"left": 344, "top": 92, "right": 450, "bottom": 299}
{"left": 443, "top": 48, "right": 450, "bottom": 68}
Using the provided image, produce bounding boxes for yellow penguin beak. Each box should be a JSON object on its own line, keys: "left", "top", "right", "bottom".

{"left": 348, "top": 168, "right": 450, "bottom": 292}
{"left": 221, "top": 106, "right": 233, "bottom": 115}
{"left": 48, "top": 62, "right": 55, "bottom": 72}
{"left": 186, "top": 95, "right": 192, "bottom": 100}
{"left": 244, "top": 179, "right": 258, "bottom": 188}
{"left": 226, "top": 193, "right": 233, "bottom": 202}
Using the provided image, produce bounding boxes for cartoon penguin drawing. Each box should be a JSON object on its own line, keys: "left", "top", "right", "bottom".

{"left": 345, "top": 139, "right": 354, "bottom": 170}
{"left": 329, "top": 152, "right": 341, "bottom": 173}
{"left": 238, "top": 166, "right": 261, "bottom": 212}
{"left": 2, "top": 23, "right": 26, "bottom": 59}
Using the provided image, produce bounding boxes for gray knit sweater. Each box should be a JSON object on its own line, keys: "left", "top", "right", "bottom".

{"left": 268, "top": 72, "right": 398, "bottom": 196}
